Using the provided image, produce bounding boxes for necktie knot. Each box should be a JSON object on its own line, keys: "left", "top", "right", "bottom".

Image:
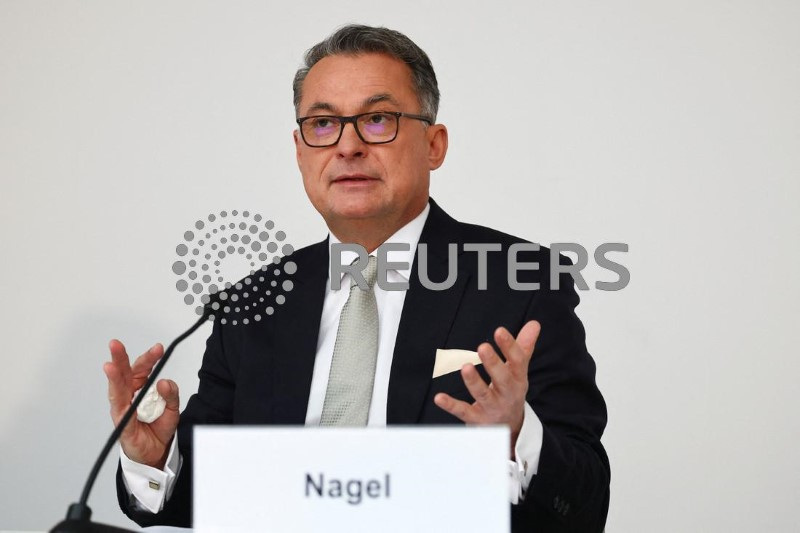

{"left": 352, "top": 255, "right": 378, "bottom": 290}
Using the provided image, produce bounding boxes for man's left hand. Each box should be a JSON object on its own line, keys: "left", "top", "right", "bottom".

{"left": 434, "top": 320, "right": 541, "bottom": 456}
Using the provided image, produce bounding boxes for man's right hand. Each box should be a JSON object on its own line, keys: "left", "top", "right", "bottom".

{"left": 104, "top": 339, "right": 180, "bottom": 470}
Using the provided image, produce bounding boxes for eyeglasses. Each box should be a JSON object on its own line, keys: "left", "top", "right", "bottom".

{"left": 296, "top": 111, "right": 432, "bottom": 148}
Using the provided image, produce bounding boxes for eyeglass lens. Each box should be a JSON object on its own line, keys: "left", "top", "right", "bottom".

{"left": 302, "top": 112, "right": 397, "bottom": 146}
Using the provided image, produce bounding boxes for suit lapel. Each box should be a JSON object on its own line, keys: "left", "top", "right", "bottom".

{"left": 387, "top": 200, "right": 470, "bottom": 424}
{"left": 268, "top": 240, "right": 328, "bottom": 424}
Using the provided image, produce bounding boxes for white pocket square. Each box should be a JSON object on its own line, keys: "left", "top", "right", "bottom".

{"left": 432, "top": 349, "right": 482, "bottom": 378}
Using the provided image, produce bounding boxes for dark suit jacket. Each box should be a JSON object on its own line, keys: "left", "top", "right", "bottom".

{"left": 118, "top": 199, "right": 610, "bottom": 532}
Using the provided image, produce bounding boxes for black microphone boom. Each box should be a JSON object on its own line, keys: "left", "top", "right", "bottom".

{"left": 50, "top": 308, "right": 212, "bottom": 532}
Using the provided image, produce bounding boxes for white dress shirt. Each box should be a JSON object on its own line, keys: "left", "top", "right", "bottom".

{"left": 120, "top": 203, "right": 543, "bottom": 512}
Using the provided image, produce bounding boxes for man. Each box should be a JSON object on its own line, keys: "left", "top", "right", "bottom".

{"left": 105, "top": 25, "right": 610, "bottom": 531}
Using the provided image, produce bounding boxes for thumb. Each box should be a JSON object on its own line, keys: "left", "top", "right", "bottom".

{"left": 149, "top": 379, "right": 180, "bottom": 447}
{"left": 156, "top": 379, "right": 180, "bottom": 413}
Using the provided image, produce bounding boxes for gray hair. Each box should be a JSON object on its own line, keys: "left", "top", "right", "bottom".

{"left": 293, "top": 24, "right": 440, "bottom": 122}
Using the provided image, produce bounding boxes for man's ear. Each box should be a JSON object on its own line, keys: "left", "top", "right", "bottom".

{"left": 427, "top": 124, "right": 448, "bottom": 170}
{"left": 293, "top": 129, "right": 302, "bottom": 168}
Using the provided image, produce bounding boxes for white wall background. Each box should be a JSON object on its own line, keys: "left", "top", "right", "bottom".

{"left": 1, "top": 1, "right": 798, "bottom": 531}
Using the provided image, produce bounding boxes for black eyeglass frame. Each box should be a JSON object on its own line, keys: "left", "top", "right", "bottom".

{"left": 295, "top": 111, "right": 433, "bottom": 147}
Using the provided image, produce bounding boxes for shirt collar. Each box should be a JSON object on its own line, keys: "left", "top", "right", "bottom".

{"left": 327, "top": 202, "right": 430, "bottom": 284}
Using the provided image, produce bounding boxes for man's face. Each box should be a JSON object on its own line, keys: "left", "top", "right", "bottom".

{"left": 294, "top": 53, "right": 447, "bottom": 238}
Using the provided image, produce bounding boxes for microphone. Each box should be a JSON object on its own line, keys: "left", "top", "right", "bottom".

{"left": 50, "top": 307, "right": 214, "bottom": 532}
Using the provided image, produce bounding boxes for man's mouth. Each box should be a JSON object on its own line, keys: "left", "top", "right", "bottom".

{"left": 332, "top": 174, "right": 377, "bottom": 183}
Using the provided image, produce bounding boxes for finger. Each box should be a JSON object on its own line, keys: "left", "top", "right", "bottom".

{"left": 105, "top": 341, "right": 133, "bottom": 419}
{"left": 460, "top": 363, "right": 492, "bottom": 405}
{"left": 108, "top": 339, "right": 132, "bottom": 378}
{"left": 103, "top": 363, "right": 137, "bottom": 439}
{"left": 104, "top": 361, "right": 127, "bottom": 418}
{"left": 433, "top": 393, "right": 477, "bottom": 423}
{"left": 476, "top": 342, "right": 510, "bottom": 387}
{"left": 494, "top": 322, "right": 539, "bottom": 375}
{"left": 516, "top": 320, "right": 541, "bottom": 356}
{"left": 130, "top": 343, "right": 164, "bottom": 382}
{"left": 493, "top": 327, "right": 526, "bottom": 376}
{"left": 104, "top": 362, "right": 138, "bottom": 436}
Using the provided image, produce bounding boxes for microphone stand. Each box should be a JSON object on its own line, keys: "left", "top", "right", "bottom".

{"left": 50, "top": 309, "right": 212, "bottom": 532}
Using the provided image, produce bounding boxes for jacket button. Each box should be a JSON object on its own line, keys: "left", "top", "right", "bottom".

{"left": 553, "top": 496, "right": 560, "bottom": 510}
{"left": 563, "top": 502, "right": 570, "bottom": 515}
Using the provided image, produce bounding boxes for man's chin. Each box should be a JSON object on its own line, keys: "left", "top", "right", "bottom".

{"left": 323, "top": 194, "right": 387, "bottom": 221}
{"left": 329, "top": 206, "right": 385, "bottom": 221}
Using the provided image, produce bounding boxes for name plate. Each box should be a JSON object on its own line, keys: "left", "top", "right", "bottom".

{"left": 194, "top": 426, "right": 510, "bottom": 532}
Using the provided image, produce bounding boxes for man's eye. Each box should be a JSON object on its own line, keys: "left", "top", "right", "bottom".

{"left": 312, "top": 118, "right": 334, "bottom": 128}
{"left": 367, "top": 113, "right": 390, "bottom": 124}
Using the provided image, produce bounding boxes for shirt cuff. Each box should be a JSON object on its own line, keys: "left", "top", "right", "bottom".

{"left": 507, "top": 402, "right": 543, "bottom": 504}
{"left": 119, "top": 435, "right": 182, "bottom": 514}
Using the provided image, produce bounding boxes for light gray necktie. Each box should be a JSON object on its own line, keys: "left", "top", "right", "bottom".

{"left": 320, "top": 256, "right": 379, "bottom": 426}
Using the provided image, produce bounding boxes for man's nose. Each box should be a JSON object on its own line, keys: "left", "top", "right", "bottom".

{"left": 336, "top": 121, "right": 367, "bottom": 158}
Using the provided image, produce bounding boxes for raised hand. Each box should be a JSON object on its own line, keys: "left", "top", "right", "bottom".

{"left": 103, "top": 339, "right": 180, "bottom": 470}
{"left": 433, "top": 320, "right": 541, "bottom": 454}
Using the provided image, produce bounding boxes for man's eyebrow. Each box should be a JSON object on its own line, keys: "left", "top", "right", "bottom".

{"left": 302, "top": 94, "right": 401, "bottom": 116}
{"left": 304, "top": 102, "right": 339, "bottom": 115}
{"left": 362, "top": 93, "right": 401, "bottom": 108}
